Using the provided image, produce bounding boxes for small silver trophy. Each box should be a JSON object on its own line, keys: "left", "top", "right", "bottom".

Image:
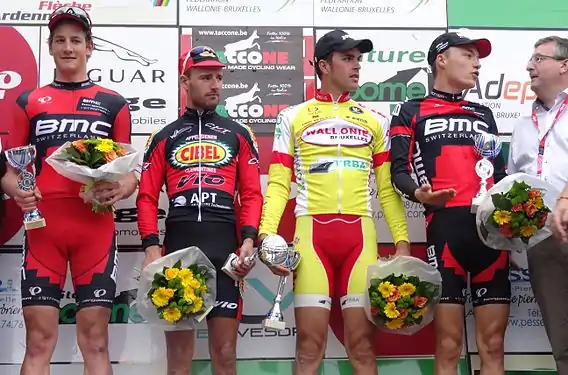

{"left": 5, "top": 145, "right": 46, "bottom": 230}
{"left": 258, "top": 234, "right": 301, "bottom": 331}
{"left": 222, "top": 250, "right": 256, "bottom": 281}
{"left": 471, "top": 133, "right": 502, "bottom": 214}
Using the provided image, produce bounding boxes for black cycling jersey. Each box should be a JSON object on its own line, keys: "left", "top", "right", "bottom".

{"left": 390, "top": 88, "right": 507, "bottom": 215}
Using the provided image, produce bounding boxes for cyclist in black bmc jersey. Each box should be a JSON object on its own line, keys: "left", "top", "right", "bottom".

{"left": 390, "top": 32, "right": 510, "bottom": 375}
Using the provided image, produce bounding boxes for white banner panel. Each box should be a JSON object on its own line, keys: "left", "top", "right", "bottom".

{"left": 37, "top": 26, "right": 180, "bottom": 135}
{"left": 449, "top": 28, "right": 568, "bottom": 134}
{"left": 179, "top": 0, "right": 314, "bottom": 27}
{"left": 314, "top": 0, "right": 447, "bottom": 28}
{"left": 0, "top": 1, "right": 177, "bottom": 26}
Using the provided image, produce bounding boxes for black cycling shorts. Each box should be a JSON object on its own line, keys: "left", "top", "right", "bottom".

{"left": 163, "top": 221, "right": 241, "bottom": 320}
{"left": 426, "top": 207, "right": 511, "bottom": 307}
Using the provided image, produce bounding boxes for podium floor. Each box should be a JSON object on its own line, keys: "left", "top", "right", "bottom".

{"left": 0, "top": 357, "right": 557, "bottom": 374}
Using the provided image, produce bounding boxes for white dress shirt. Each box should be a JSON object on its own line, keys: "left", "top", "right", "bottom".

{"left": 508, "top": 89, "right": 568, "bottom": 192}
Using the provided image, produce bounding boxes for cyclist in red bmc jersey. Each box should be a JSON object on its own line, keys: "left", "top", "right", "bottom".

{"left": 390, "top": 32, "right": 510, "bottom": 375}
{"left": 137, "top": 46, "right": 263, "bottom": 375}
{"left": 0, "top": 7, "right": 138, "bottom": 375}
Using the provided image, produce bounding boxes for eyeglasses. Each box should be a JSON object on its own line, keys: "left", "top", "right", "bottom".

{"left": 181, "top": 46, "right": 217, "bottom": 73}
{"left": 190, "top": 46, "right": 216, "bottom": 58}
{"left": 49, "top": 6, "right": 92, "bottom": 29}
{"left": 528, "top": 54, "right": 566, "bottom": 64}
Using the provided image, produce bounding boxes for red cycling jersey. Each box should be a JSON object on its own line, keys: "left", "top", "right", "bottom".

{"left": 137, "top": 108, "right": 263, "bottom": 251}
{"left": 8, "top": 79, "right": 131, "bottom": 199}
{"left": 7, "top": 79, "right": 131, "bottom": 310}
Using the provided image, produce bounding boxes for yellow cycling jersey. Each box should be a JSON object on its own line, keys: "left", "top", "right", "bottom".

{"left": 259, "top": 90, "right": 409, "bottom": 244}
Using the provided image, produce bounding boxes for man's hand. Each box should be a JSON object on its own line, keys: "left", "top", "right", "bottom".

{"left": 142, "top": 245, "right": 161, "bottom": 270}
{"left": 257, "top": 233, "right": 291, "bottom": 277}
{"left": 415, "top": 184, "right": 456, "bottom": 206}
{"left": 552, "top": 197, "right": 568, "bottom": 243}
{"left": 14, "top": 187, "right": 42, "bottom": 213}
{"left": 233, "top": 239, "right": 256, "bottom": 278}
{"left": 394, "top": 241, "right": 411, "bottom": 257}
{"left": 81, "top": 181, "right": 126, "bottom": 207}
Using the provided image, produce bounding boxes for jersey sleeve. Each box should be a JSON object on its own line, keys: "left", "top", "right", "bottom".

{"left": 7, "top": 91, "right": 32, "bottom": 149}
{"left": 112, "top": 99, "right": 132, "bottom": 144}
{"left": 389, "top": 103, "right": 420, "bottom": 202}
{"left": 236, "top": 125, "right": 263, "bottom": 242}
{"left": 372, "top": 113, "right": 409, "bottom": 245}
{"left": 258, "top": 108, "right": 295, "bottom": 236}
{"left": 136, "top": 131, "right": 166, "bottom": 250}
{"left": 485, "top": 109, "right": 507, "bottom": 183}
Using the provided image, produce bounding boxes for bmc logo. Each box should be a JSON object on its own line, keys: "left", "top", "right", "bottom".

{"left": 423, "top": 118, "right": 489, "bottom": 136}
{"left": 0, "top": 71, "right": 22, "bottom": 100}
{"left": 36, "top": 119, "right": 112, "bottom": 137}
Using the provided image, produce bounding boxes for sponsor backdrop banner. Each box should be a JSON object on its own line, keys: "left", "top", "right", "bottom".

{"left": 0, "top": 0, "right": 564, "bottom": 369}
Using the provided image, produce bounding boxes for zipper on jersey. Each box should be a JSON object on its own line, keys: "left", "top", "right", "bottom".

{"left": 197, "top": 112, "right": 203, "bottom": 222}
{"left": 333, "top": 99, "right": 342, "bottom": 214}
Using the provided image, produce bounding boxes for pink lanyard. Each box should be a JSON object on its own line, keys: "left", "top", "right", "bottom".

{"left": 531, "top": 96, "right": 568, "bottom": 177}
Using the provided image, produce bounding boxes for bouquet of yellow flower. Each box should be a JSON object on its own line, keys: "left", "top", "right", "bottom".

{"left": 148, "top": 260, "right": 211, "bottom": 323}
{"left": 45, "top": 138, "right": 139, "bottom": 213}
{"left": 136, "top": 246, "right": 217, "bottom": 329}
{"left": 476, "top": 173, "right": 560, "bottom": 252}
{"left": 365, "top": 256, "right": 442, "bottom": 335}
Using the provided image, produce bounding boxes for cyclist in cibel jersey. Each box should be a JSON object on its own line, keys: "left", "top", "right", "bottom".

{"left": 1, "top": 7, "right": 138, "bottom": 375}
{"left": 258, "top": 29, "right": 410, "bottom": 375}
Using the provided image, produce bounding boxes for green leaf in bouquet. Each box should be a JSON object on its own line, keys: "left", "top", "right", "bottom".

{"left": 173, "top": 260, "right": 182, "bottom": 269}
{"left": 492, "top": 194, "right": 512, "bottom": 210}
{"left": 153, "top": 273, "right": 166, "bottom": 285}
{"left": 69, "top": 156, "right": 89, "bottom": 165}
{"left": 66, "top": 146, "right": 83, "bottom": 160}
{"left": 88, "top": 152, "right": 104, "bottom": 168}
{"left": 147, "top": 287, "right": 156, "bottom": 299}
{"left": 369, "top": 278, "right": 381, "bottom": 289}
{"left": 405, "top": 276, "right": 420, "bottom": 285}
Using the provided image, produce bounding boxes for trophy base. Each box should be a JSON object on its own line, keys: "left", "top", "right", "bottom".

{"left": 24, "top": 218, "right": 46, "bottom": 230}
{"left": 262, "top": 318, "right": 286, "bottom": 331}
{"left": 470, "top": 198, "right": 482, "bottom": 214}
{"left": 221, "top": 253, "right": 241, "bottom": 282}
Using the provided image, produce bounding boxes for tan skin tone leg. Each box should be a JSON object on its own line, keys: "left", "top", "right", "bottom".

{"left": 343, "top": 308, "right": 377, "bottom": 375}
{"left": 474, "top": 304, "right": 509, "bottom": 375}
{"left": 433, "top": 304, "right": 509, "bottom": 375}
{"left": 294, "top": 307, "right": 330, "bottom": 375}
{"left": 165, "top": 330, "right": 195, "bottom": 375}
{"left": 76, "top": 306, "right": 113, "bottom": 375}
{"left": 207, "top": 317, "right": 239, "bottom": 375}
{"left": 164, "top": 318, "right": 239, "bottom": 375}
{"left": 20, "top": 306, "right": 59, "bottom": 375}
{"left": 434, "top": 304, "right": 465, "bottom": 375}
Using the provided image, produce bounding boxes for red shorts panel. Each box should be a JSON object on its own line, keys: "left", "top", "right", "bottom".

{"left": 21, "top": 198, "right": 117, "bottom": 309}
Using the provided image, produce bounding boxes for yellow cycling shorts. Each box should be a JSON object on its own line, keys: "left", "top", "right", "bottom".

{"left": 292, "top": 214, "right": 377, "bottom": 310}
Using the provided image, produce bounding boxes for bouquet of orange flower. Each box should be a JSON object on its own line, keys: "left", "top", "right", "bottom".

{"left": 46, "top": 138, "right": 139, "bottom": 213}
{"left": 365, "top": 256, "right": 442, "bottom": 335}
{"left": 136, "top": 246, "right": 217, "bottom": 330}
{"left": 476, "top": 173, "right": 560, "bottom": 252}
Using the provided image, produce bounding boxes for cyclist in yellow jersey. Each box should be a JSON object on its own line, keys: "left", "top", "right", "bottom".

{"left": 258, "top": 29, "right": 411, "bottom": 375}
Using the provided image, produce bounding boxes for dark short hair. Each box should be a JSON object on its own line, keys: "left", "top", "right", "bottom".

{"left": 314, "top": 53, "right": 334, "bottom": 80}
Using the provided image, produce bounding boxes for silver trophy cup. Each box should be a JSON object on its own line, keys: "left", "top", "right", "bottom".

{"left": 471, "top": 133, "right": 502, "bottom": 213}
{"left": 258, "top": 234, "right": 301, "bottom": 331}
{"left": 5, "top": 145, "right": 46, "bottom": 230}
